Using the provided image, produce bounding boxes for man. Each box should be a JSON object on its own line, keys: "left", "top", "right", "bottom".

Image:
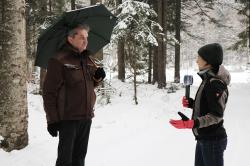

{"left": 170, "top": 43, "right": 230, "bottom": 166}
{"left": 43, "top": 24, "right": 106, "bottom": 166}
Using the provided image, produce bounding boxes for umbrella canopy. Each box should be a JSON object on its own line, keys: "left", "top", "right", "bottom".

{"left": 35, "top": 4, "right": 117, "bottom": 68}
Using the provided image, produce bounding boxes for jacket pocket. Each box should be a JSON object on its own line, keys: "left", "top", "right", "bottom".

{"left": 64, "top": 65, "right": 83, "bottom": 86}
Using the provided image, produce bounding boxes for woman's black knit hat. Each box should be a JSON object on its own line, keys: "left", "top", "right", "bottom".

{"left": 198, "top": 43, "right": 223, "bottom": 66}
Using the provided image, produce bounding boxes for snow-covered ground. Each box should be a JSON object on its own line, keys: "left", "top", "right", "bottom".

{"left": 0, "top": 66, "right": 250, "bottom": 166}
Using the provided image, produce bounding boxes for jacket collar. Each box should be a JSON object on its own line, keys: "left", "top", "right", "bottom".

{"left": 197, "top": 68, "right": 215, "bottom": 80}
{"left": 61, "top": 42, "right": 79, "bottom": 56}
{"left": 61, "top": 43, "right": 92, "bottom": 57}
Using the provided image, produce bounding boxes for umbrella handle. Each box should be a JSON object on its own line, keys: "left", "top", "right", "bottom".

{"left": 89, "top": 57, "right": 101, "bottom": 69}
{"left": 89, "top": 57, "right": 103, "bottom": 83}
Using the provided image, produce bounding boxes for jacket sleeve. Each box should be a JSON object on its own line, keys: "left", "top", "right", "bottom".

{"left": 196, "top": 80, "right": 228, "bottom": 128}
{"left": 42, "top": 58, "right": 64, "bottom": 124}
{"left": 88, "top": 56, "right": 103, "bottom": 87}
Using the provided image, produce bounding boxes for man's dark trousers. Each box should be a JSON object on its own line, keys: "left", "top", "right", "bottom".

{"left": 195, "top": 137, "right": 227, "bottom": 166}
{"left": 56, "top": 119, "right": 92, "bottom": 166}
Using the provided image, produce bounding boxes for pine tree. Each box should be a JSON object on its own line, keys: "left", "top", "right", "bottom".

{"left": 147, "top": 0, "right": 167, "bottom": 88}
{"left": 26, "top": 0, "right": 48, "bottom": 83}
{"left": 38, "top": 0, "right": 67, "bottom": 94}
{"left": 0, "top": 0, "right": 28, "bottom": 152}
{"left": 116, "top": 0, "right": 126, "bottom": 82}
{"left": 112, "top": 0, "right": 162, "bottom": 104}
{"left": 231, "top": 1, "right": 249, "bottom": 52}
{"left": 156, "top": 0, "right": 167, "bottom": 89}
{"left": 174, "top": 0, "right": 181, "bottom": 83}
{"left": 71, "top": 0, "right": 76, "bottom": 9}
{"left": 91, "top": 0, "right": 104, "bottom": 62}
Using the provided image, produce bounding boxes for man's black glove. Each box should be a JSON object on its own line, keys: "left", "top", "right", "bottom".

{"left": 94, "top": 67, "right": 106, "bottom": 80}
{"left": 47, "top": 122, "right": 60, "bottom": 137}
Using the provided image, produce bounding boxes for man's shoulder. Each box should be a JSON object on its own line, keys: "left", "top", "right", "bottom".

{"left": 53, "top": 50, "right": 75, "bottom": 64}
{"left": 54, "top": 51, "right": 68, "bottom": 60}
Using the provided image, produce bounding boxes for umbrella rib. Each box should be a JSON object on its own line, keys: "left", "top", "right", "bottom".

{"left": 83, "top": 15, "right": 114, "bottom": 18}
{"left": 90, "top": 31, "right": 111, "bottom": 43}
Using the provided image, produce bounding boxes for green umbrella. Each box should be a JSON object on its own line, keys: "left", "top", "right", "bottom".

{"left": 35, "top": 4, "right": 117, "bottom": 68}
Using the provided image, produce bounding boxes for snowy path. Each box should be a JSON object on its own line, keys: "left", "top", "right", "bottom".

{"left": 86, "top": 83, "right": 250, "bottom": 166}
{"left": 224, "top": 83, "right": 250, "bottom": 166}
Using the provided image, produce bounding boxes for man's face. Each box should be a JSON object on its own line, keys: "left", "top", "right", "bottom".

{"left": 196, "top": 55, "right": 211, "bottom": 71}
{"left": 68, "top": 29, "right": 88, "bottom": 53}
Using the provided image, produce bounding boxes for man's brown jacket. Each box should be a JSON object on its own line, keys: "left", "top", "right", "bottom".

{"left": 43, "top": 44, "right": 100, "bottom": 124}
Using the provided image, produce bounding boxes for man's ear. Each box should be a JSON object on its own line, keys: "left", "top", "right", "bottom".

{"left": 67, "top": 36, "right": 73, "bottom": 44}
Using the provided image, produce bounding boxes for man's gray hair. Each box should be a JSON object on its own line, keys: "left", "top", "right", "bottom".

{"left": 68, "top": 24, "right": 90, "bottom": 37}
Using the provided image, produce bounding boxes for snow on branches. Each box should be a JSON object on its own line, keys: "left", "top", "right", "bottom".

{"left": 111, "top": 0, "right": 162, "bottom": 47}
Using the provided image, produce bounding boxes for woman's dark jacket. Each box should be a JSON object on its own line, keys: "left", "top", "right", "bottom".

{"left": 191, "top": 65, "right": 230, "bottom": 140}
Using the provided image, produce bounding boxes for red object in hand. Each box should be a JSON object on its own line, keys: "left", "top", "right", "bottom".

{"left": 169, "top": 119, "right": 194, "bottom": 129}
{"left": 182, "top": 96, "right": 190, "bottom": 108}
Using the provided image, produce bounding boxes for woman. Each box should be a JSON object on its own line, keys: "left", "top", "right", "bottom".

{"left": 170, "top": 43, "right": 230, "bottom": 166}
